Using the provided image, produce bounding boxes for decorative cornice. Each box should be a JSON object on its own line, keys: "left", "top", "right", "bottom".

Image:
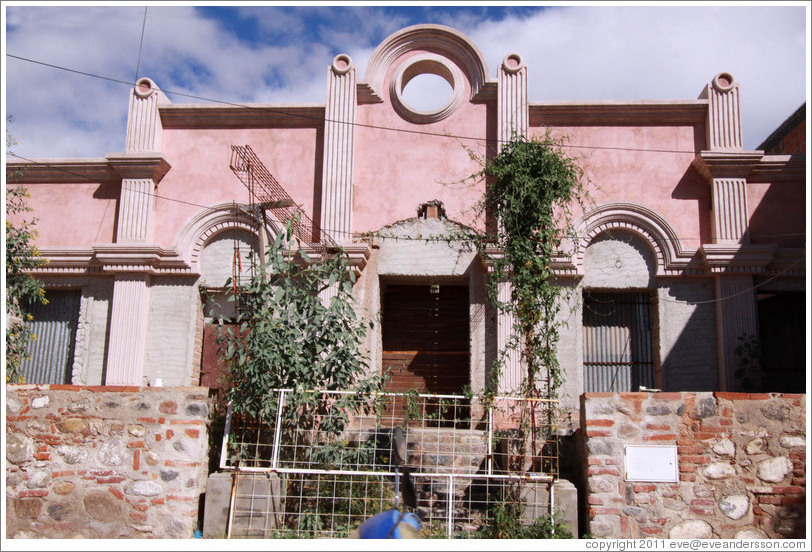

{"left": 5, "top": 159, "right": 116, "bottom": 183}
{"left": 748, "top": 154, "right": 806, "bottom": 183}
{"left": 159, "top": 104, "right": 325, "bottom": 129}
{"left": 105, "top": 153, "right": 171, "bottom": 183}
{"left": 30, "top": 245, "right": 193, "bottom": 276}
{"left": 300, "top": 243, "right": 372, "bottom": 276}
{"left": 700, "top": 243, "right": 777, "bottom": 274}
{"left": 529, "top": 100, "right": 708, "bottom": 126}
{"left": 691, "top": 151, "right": 764, "bottom": 180}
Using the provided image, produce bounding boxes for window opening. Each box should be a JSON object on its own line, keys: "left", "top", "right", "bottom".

{"left": 583, "top": 291, "right": 656, "bottom": 392}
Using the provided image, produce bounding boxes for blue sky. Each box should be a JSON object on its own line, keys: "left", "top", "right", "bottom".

{"left": 3, "top": 3, "right": 809, "bottom": 159}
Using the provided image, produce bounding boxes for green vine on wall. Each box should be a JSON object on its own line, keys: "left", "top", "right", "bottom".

{"left": 474, "top": 133, "right": 589, "bottom": 400}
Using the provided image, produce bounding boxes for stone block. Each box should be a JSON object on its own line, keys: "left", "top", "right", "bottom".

{"left": 203, "top": 471, "right": 284, "bottom": 538}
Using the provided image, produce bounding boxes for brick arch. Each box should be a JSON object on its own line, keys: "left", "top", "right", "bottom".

{"left": 173, "top": 204, "right": 266, "bottom": 274}
{"left": 574, "top": 202, "right": 690, "bottom": 276}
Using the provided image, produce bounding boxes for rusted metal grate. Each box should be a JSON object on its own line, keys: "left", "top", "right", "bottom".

{"left": 229, "top": 144, "right": 339, "bottom": 255}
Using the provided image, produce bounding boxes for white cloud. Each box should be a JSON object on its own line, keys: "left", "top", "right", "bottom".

{"left": 4, "top": 5, "right": 807, "bottom": 158}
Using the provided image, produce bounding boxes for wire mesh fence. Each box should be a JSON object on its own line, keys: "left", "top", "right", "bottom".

{"left": 220, "top": 390, "right": 559, "bottom": 538}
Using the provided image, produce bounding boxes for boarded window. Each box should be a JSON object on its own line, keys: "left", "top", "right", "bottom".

{"left": 20, "top": 289, "right": 81, "bottom": 384}
{"left": 583, "top": 291, "right": 656, "bottom": 392}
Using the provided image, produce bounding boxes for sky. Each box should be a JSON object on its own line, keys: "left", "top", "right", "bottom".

{"left": 2, "top": 3, "right": 809, "bottom": 160}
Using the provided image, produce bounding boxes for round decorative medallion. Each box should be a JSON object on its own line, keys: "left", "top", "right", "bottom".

{"left": 390, "top": 54, "right": 465, "bottom": 124}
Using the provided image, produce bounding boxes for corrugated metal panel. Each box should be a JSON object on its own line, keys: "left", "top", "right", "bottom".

{"left": 21, "top": 290, "right": 81, "bottom": 384}
{"left": 583, "top": 292, "right": 655, "bottom": 392}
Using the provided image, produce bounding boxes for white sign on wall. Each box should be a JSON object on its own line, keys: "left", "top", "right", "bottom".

{"left": 624, "top": 445, "right": 678, "bottom": 482}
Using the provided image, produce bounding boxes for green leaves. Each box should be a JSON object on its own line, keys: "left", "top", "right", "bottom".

{"left": 477, "top": 135, "right": 587, "bottom": 398}
{"left": 214, "top": 221, "right": 381, "bottom": 456}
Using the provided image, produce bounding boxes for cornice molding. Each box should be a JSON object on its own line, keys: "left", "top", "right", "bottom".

{"left": 5, "top": 159, "right": 116, "bottom": 183}
{"left": 692, "top": 151, "right": 764, "bottom": 180}
{"left": 159, "top": 104, "right": 325, "bottom": 129}
{"left": 529, "top": 100, "right": 708, "bottom": 126}
{"left": 104, "top": 153, "right": 171, "bottom": 183}
{"left": 31, "top": 245, "right": 193, "bottom": 276}
{"left": 699, "top": 243, "right": 778, "bottom": 274}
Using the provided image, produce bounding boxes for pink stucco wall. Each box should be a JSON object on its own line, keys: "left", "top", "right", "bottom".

{"left": 156, "top": 126, "right": 322, "bottom": 248}
{"left": 532, "top": 124, "right": 711, "bottom": 245}
{"left": 747, "top": 182, "right": 806, "bottom": 248}
{"left": 7, "top": 181, "right": 118, "bottom": 246}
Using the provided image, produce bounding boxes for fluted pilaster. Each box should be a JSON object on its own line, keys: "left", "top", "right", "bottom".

{"left": 711, "top": 177, "right": 749, "bottom": 244}
{"left": 496, "top": 281, "right": 522, "bottom": 393}
{"left": 715, "top": 276, "right": 758, "bottom": 391}
{"left": 497, "top": 53, "right": 528, "bottom": 145}
{"left": 105, "top": 274, "right": 151, "bottom": 385}
{"left": 125, "top": 77, "right": 166, "bottom": 153}
{"left": 117, "top": 178, "right": 156, "bottom": 242}
{"left": 321, "top": 54, "right": 357, "bottom": 244}
{"left": 701, "top": 72, "right": 743, "bottom": 151}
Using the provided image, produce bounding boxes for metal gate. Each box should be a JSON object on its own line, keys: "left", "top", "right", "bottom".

{"left": 219, "top": 390, "right": 559, "bottom": 538}
{"left": 583, "top": 291, "right": 656, "bottom": 392}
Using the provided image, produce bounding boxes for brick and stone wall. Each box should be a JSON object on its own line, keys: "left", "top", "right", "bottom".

{"left": 581, "top": 392, "right": 805, "bottom": 539}
{"left": 6, "top": 385, "right": 210, "bottom": 539}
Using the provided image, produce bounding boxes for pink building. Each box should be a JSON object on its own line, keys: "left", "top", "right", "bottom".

{"left": 7, "top": 25, "right": 806, "bottom": 424}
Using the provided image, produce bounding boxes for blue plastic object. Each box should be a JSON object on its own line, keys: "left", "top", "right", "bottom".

{"left": 356, "top": 509, "right": 421, "bottom": 539}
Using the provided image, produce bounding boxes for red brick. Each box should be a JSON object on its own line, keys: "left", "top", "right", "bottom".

{"left": 164, "top": 459, "right": 201, "bottom": 468}
{"left": 184, "top": 428, "right": 200, "bottom": 439}
{"left": 645, "top": 423, "right": 671, "bottom": 431}
{"left": 587, "top": 419, "right": 615, "bottom": 427}
{"left": 592, "top": 507, "right": 621, "bottom": 515}
{"left": 679, "top": 464, "right": 697, "bottom": 473}
{"left": 150, "top": 498, "right": 165, "bottom": 506}
{"left": 652, "top": 393, "right": 683, "bottom": 400}
{"left": 693, "top": 432, "right": 718, "bottom": 440}
{"left": 588, "top": 467, "right": 621, "bottom": 476}
{"left": 108, "top": 487, "right": 124, "bottom": 500}
{"left": 183, "top": 509, "right": 199, "bottom": 518}
{"left": 167, "top": 495, "right": 197, "bottom": 502}
{"left": 650, "top": 518, "right": 668, "bottom": 526}
{"left": 620, "top": 393, "right": 649, "bottom": 400}
{"left": 137, "top": 418, "right": 156, "bottom": 424}
{"left": 52, "top": 470, "right": 75, "bottom": 478}
{"left": 38, "top": 444, "right": 48, "bottom": 452}
{"left": 169, "top": 419, "right": 205, "bottom": 425}
{"left": 35, "top": 453, "right": 51, "bottom": 461}
{"left": 584, "top": 393, "right": 615, "bottom": 398}
{"left": 133, "top": 449, "right": 140, "bottom": 471}
{"left": 605, "top": 458, "right": 620, "bottom": 466}
{"left": 131, "top": 503, "right": 148, "bottom": 512}
{"left": 620, "top": 515, "right": 629, "bottom": 535}
{"left": 91, "top": 470, "right": 113, "bottom": 476}
{"left": 87, "top": 385, "right": 140, "bottom": 393}
{"left": 643, "top": 433, "right": 676, "bottom": 441}
{"left": 129, "top": 512, "right": 148, "bottom": 522}
{"left": 690, "top": 507, "right": 713, "bottom": 516}
{"left": 789, "top": 451, "right": 805, "bottom": 460}
{"left": 587, "top": 458, "right": 603, "bottom": 466}
{"left": 718, "top": 418, "right": 733, "bottom": 426}
{"left": 587, "top": 496, "right": 604, "bottom": 505}
{"left": 691, "top": 499, "right": 715, "bottom": 506}
{"left": 587, "top": 429, "right": 611, "bottom": 438}
{"left": 96, "top": 477, "right": 126, "bottom": 484}
{"left": 165, "top": 429, "right": 174, "bottom": 439}
{"left": 772, "top": 486, "right": 805, "bottom": 494}
{"left": 633, "top": 484, "right": 656, "bottom": 493}
{"left": 680, "top": 474, "right": 696, "bottom": 482}
{"left": 20, "top": 489, "right": 49, "bottom": 497}
{"left": 681, "top": 455, "right": 710, "bottom": 464}
{"left": 640, "top": 527, "right": 663, "bottom": 535}
{"left": 697, "top": 426, "right": 726, "bottom": 433}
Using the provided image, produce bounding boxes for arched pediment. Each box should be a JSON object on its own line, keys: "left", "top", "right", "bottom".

{"left": 574, "top": 202, "right": 696, "bottom": 276}
{"left": 363, "top": 24, "right": 491, "bottom": 104}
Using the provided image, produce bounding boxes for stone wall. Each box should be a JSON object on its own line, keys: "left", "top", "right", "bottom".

{"left": 6, "top": 385, "right": 210, "bottom": 539}
{"left": 581, "top": 392, "right": 806, "bottom": 539}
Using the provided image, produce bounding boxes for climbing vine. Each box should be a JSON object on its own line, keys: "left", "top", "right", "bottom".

{"left": 475, "top": 133, "right": 589, "bottom": 399}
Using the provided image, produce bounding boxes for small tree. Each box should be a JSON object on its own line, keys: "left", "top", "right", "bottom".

{"left": 6, "top": 126, "right": 46, "bottom": 383}
{"left": 215, "top": 222, "right": 381, "bottom": 465}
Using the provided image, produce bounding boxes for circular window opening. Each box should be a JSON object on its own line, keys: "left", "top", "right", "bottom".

{"left": 401, "top": 73, "right": 454, "bottom": 113}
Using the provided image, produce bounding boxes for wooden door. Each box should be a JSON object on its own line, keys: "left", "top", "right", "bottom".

{"left": 382, "top": 284, "right": 470, "bottom": 395}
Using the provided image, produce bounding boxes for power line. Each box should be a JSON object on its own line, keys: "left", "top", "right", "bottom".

{"left": 6, "top": 52, "right": 705, "bottom": 155}
{"left": 6, "top": 152, "right": 807, "bottom": 247}
{"left": 133, "top": 7, "right": 148, "bottom": 84}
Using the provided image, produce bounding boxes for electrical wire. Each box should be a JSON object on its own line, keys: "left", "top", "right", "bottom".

{"left": 6, "top": 151, "right": 808, "bottom": 247}
{"left": 6, "top": 52, "right": 708, "bottom": 155}
{"left": 133, "top": 7, "right": 148, "bottom": 84}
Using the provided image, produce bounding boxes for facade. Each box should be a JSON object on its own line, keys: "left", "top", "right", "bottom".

{"left": 7, "top": 24, "right": 806, "bottom": 424}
